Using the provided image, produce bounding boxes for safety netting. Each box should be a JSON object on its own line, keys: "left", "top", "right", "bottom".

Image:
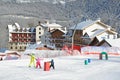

{"left": 23, "top": 49, "right": 67, "bottom": 58}
{"left": 62, "top": 45, "right": 81, "bottom": 55}
{"left": 81, "top": 46, "right": 120, "bottom": 55}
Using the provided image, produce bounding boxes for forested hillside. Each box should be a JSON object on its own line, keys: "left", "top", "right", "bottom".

{"left": 0, "top": 0, "right": 120, "bottom": 48}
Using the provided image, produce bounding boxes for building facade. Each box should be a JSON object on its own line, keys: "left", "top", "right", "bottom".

{"left": 65, "top": 19, "right": 118, "bottom": 47}
{"left": 7, "top": 21, "right": 67, "bottom": 51}
{"left": 7, "top": 23, "right": 36, "bottom": 51}
{"left": 35, "top": 21, "right": 67, "bottom": 50}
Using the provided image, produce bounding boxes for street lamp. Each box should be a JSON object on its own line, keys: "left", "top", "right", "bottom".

{"left": 71, "top": 23, "right": 78, "bottom": 50}
{"left": 71, "top": 14, "right": 84, "bottom": 50}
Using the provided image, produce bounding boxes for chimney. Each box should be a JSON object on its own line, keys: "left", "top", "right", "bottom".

{"left": 38, "top": 21, "right": 41, "bottom": 25}
{"left": 45, "top": 20, "right": 49, "bottom": 24}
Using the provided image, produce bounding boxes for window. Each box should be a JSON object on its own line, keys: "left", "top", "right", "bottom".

{"left": 107, "top": 35, "right": 109, "bottom": 39}
{"left": 39, "top": 32, "right": 41, "bottom": 34}
{"left": 20, "top": 47, "right": 22, "bottom": 49}
{"left": 113, "top": 35, "right": 116, "bottom": 39}
{"left": 39, "top": 36, "right": 41, "bottom": 38}
{"left": 39, "top": 28, "right": 41, "bottom": 30}
{"left": 11, "top": 47, "right": 13, "bottom": 49}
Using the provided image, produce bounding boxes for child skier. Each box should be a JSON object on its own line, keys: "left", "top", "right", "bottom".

{"left": 28, "top": 53, "right": 36, "bottom": 67}
{"left": 50, "top": 59, "right": 55, "bottom": 69}
{"left": 36, "top": 57, "right": 43, "bottom": 68}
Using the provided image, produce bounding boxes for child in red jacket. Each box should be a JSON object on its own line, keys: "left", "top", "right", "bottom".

{"left": 36, "top": 57, "right": 43, "bottom": 68}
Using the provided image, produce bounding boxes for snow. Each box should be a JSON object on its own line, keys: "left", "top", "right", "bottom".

{"left": 105, "top": 38, "right": 120, "bottom": 47}
{"left": 0, "top": 54, "right": 120, "bottom": 80}
{"left": 81, "top": 46, "right": 120, "bottom": 55}
{"left": 70, "top": 20, "right": 95, "bottom": 30}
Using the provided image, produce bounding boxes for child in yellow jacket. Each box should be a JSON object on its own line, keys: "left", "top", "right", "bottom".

{"left": 28, "top": 54, "right": 36, "bottom": 67}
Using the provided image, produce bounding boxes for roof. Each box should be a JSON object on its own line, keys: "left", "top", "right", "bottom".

{"left": 82, "top": 29, "right": 106, "bottom": 39}
{"left": 69, "top": 19, "right": 112, "bottom": 30}
{"left": 90, "top": 29, "right": 106, "bottom": 38}
{"left": 7, "top": 23, "right": 21, "bottom": 32}
{"left": 41, "top": 23, "right": 62, "bottom": 28}
{"left": 69, "top": 20, "right": 95, "bottom": 30}
{"left": 82, "top": 31, "right": 95, "bottom": 38}
{"left": 104, "top": 38, "right": 120, "bottom": 47}
{"left": 95, "top": 36, "right": 104, "bottom": 42}
{"left": 90, "top": 29, "right": 117, "bottom": 38}
{"left": 14, "top": 23, "right": 20, "bottom": 29}
{"left": 50, "top": 29, "right": 66, "bottom": 34}
{"left": 8, "top": 25, "right": 14, "bottom": 32}
{"left": 29, "top": 27, "right": 36, "bottom": 32}
{"left": 8, "top": 23, "right": 36, "bottom": 33}
{"left": 65, "top": 31, "right": 73, "bottom": 37}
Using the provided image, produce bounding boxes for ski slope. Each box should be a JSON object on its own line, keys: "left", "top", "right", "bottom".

{"left": 0, "top": 55, "right": 120, "bottom": 80}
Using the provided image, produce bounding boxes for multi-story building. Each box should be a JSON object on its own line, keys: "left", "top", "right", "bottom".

{"left": 7, "top": 23, "right": 36, "bottom": 51}
{"left": 36, "top": 21, "right": 45, "bottom": 42}
{"left": 36, "top": 21, "right": 67, "bottom": 50}
{"left": 7, "top": 21, "right": 67, "bottom": 51}
{"left": 50, "top": 29, "right": 66, "bottom": 50}
{"left": 66, "top": 19, "right": 118, "bottom": 47}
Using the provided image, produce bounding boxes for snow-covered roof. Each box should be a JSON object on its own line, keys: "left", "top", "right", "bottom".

{"left": 90, "top": 29, "right": 117, "bottom": 39}
{"left": 60, "top": 29, "right": 67, "bottom": 33}
{"left": 65, "top": 31, "right": 73, "bottom": 37}
{"left": 70, "top": 20, "right": 95, "bottom": 30}
{"left": 8, "top": 23, "right": 36, "bottom": 33}
{"left": 14, "top": 23, "right": 20, "bottom": 29}
{"left": 7, "top": 23, "right": 21, "bottom": 32}
{"left": 95, "top": 36, "right": 104, "bottom": 42}
{"left": 84, "top": 32, "right": 94, "bottom": 37}
{"left": 82, "top": 29, "right": 106, "bottom": 39}
{"left": 50, "top": 28, "right": 67, "bottom": 34}
{"left": 42, "top": 23, "right": 62, "bottom": 28}
{"left": 29, "top": 27, "right": 36, "bottom": 32}
{"left": 90, "top": 29, "right": 106, "bottom": 38}
{"left": 104, "top": 38, "right": 120, "bottom": 47}
{"left": 8, "top": 25, "right": 14, "bottom": 32}
{"left": 69, "top": 19, "right": 112, "bottom": 30}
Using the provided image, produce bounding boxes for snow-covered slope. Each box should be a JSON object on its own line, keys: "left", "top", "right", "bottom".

{"left": 0, "top": 55, "right": 120, "bottom": 80}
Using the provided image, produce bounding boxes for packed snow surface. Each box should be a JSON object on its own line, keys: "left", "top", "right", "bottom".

{"left": 0, "top": 55, "right": 120, "bottom": 80}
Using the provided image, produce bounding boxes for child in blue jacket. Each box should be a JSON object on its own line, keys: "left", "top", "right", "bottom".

{"left": 50, "top": 59, "right": 55, "bottom": 69}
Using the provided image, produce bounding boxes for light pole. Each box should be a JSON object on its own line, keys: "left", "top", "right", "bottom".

{"left": 71, "top": 13, "right": 84, "bottom": 50}
{"left": 71, "top": 23, "right": 78, "bottom": 50}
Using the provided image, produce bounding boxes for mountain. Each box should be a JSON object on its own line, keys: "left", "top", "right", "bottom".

{"left": 0, "top": 0, "right": 120, "bottom": 48}
{"left": 1, "top": 0, "right": 75, "bottom": 4}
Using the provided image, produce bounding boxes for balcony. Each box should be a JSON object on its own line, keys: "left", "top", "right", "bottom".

{"left": 11, "top": 36, "right": 19, "bottom": 39}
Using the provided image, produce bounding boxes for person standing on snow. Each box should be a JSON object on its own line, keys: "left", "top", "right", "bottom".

{"left": 50, "top": 59, "right": 55, "bottom": 69}
{"left": 36, "top": 57, "right": 43, "bottom": 68}
{"left": 28, "top": 53, "right": 36, "bottom": 67}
